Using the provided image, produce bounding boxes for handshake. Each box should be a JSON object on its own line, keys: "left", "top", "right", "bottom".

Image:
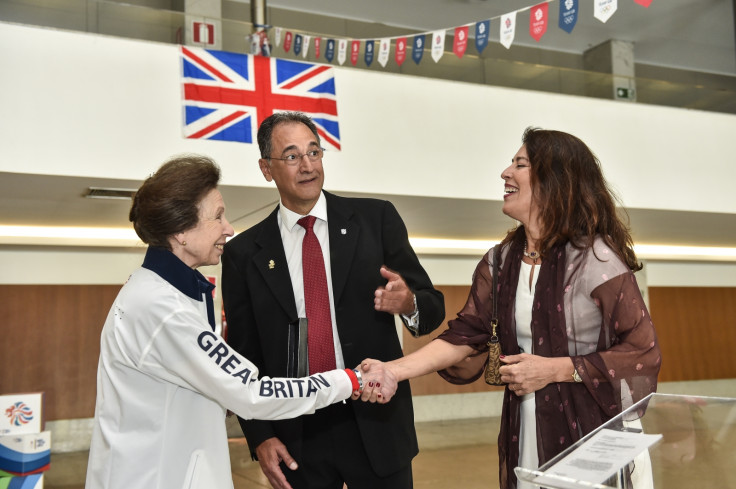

{"left": 349, "top": 359, "right": 399, "bottom": 404}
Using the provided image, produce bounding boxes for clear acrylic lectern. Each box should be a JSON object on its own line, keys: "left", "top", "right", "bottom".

{"left": 515, "top": 393, "right": 736, "bottom": 489}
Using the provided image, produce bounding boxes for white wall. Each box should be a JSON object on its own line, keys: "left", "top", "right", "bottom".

{"left": 2, "top": 22, "right": 736, "bottom": 216}
{"left": 2, "top": 22, "right": 734, "bottom": 282}
{"left": 0, "top": 247, "right": 148, "bottom": 285}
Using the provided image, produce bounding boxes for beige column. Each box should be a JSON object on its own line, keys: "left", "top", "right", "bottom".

{"left": 583, "top": 40, "right": 637, "bottom": 102}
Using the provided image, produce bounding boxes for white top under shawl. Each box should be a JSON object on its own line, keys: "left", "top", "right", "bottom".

{"left": 516, "top": 261, "right": 540, "bottom": 489}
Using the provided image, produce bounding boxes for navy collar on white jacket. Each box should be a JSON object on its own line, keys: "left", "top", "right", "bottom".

{"left": 142, "top": 246, "right": 216, "bottom": 330}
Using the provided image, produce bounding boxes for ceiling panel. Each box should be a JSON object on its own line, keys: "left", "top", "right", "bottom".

{"left": 3, "top": 172, "right": 735, "bottom": 249}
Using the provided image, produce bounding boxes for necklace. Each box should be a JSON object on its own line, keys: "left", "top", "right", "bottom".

{"left": 523, "top": 240, "right": 540, "bottom": 263}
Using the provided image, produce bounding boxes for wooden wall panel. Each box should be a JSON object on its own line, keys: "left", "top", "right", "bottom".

{"left": 1, "top": 284, "right": 734, "bottom": 422}
{"left": 649, "top": 287, "right": 736, "bottom": 382}
{"left": 0, "top": 285, "right": 120, "bottom": 421}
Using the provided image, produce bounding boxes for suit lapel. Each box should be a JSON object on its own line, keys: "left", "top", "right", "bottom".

{"left": 254, "top": 208, "right": 299, "bottom": 322}
{"left": 325, "top": 192, "right": 359, "bottom": 306}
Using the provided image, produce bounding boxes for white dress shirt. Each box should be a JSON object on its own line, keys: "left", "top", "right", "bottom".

{"left": 277, "top": 192, "right": 346, "bottom": 369}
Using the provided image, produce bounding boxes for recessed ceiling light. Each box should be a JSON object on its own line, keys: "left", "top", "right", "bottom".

{"left": 408, "top": 237, "right": 736, "bottom": 262}
{"left": 84, "top": 187, "right": 136, "bottom": 200}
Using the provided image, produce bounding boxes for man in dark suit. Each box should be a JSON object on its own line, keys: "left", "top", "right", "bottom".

{"left": 222, "top": 111, "right": 444, "bottom": 489}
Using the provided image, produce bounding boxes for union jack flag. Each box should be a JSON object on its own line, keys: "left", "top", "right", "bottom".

{"left": 181, "top": 47, "right": 341, "bottom": 150}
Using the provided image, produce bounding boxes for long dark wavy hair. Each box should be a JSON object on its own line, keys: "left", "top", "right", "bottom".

{"left": 501, "top": 127, "right": 641, "bottom": 271}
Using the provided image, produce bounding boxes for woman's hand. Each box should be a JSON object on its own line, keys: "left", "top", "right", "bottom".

{"left": 499, "top": 354, "right": 573, "bottom": 396}
{"left": 352, "top": 359, "right": 399, "bottom": 404}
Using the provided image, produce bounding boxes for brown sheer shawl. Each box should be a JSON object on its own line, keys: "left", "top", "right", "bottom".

{"left": 437, "top": 230, "right": 661, "bottom": 489}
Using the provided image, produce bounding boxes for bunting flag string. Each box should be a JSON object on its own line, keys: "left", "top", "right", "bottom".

{"left": 431, "top": 30, "right": 446, "bottom": 62}
{"left": 529, "top": 3, "right": 549, "bottom": 42}
{"left": 378, "top": 38, "right": 391, "bottom": 67}
{"left": 395, "top": 37, "right": 408, "bottom": 66}
{"left": 453, "top": 26, "right": 469, "bottom": 58}
{"left": 350, "top": 40, "right": 360, "bottom": 66}
{"left": 325, "top": 39, "right": 335, "bottom": 62}
{"left": 412, "top": 34, "right": 425, "bottom": 64}
{"left": 594, "top": 0, "right": 618, "bottom": 23}
{"left": 500, "top": 12, "right": 516, "bottom": 50}
{"left": 559, "top": 0, "right": 579, "bottom": 34}
{"left": 266, "top": 0, "right": 653, "bottom": 67}
{"left": 337, "top": 39, "right": 347, "bottom": 65}
{"left": 475, "top": 20, "right": 490, "bottom": 53}
{"left": 364, "top": 40, "right": 375, "bottom": 66}
{"left": 302, "top": 35, "right": 311, "bottom": 58}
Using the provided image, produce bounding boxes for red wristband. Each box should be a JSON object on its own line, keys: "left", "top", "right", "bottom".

{"left": 344, "top": 368, "right": 360, "bottom": 392}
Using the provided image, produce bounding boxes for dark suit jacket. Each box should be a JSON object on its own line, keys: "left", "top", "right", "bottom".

{"left": 221, "top": 191, "right": 445, "bottom": 476}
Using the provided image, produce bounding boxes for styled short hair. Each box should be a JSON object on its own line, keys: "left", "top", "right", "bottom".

{"left": 129, "top": 154, "right": 221, "bottom": 249}
{"left": 504, "top": 127, "right": 640, "bottom": 271}
{"left": 257, "top": 112, "right": 321, "bottom": 159}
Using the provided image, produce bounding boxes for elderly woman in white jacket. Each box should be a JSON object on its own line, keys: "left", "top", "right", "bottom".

{"left": 86, "top": 155, "right": 362, "bottom": 489}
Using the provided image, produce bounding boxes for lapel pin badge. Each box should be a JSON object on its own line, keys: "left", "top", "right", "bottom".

{"left": 268, "top": 259, "right": 275, "bottom": 269}
{"left": 341, "top": 228, "right": 347, "bottom": 235}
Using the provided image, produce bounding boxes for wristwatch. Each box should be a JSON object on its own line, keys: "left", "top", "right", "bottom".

{"left": 408, "top": 294, "right": 419, "bottom": 321}
{"left": 352, "top": 368, "right": 364, "bottom": 391}
{"left": 572, "top": 368, "right": 583, "bottom": 383}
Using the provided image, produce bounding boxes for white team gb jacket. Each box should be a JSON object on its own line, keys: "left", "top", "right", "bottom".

{"left": 86, "top": 247, "right": 353, "bottom": 489}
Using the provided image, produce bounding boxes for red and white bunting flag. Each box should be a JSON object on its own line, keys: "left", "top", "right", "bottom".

{"left": 453, "top": 26, "right": 469, "bottom": 58}
{"left": 314, "top": 37, "right": 322, "bottom": 58}
{"left": 337, "top": 39, "right": 348, "bottom": 65}
{"left": 500, "top": 12, "right": 516, "bottom": 50}
{"left": 633, "top": 0, "right": 652, "bottom": 6}
{"left": 594, "top": 0, "right": 618, "bottom": 23}
{"left": 283, "top": 31, "right": 293, "bottom": 52}
{"left": 395, "top": 37, "right": 407, "bottom": 66}
{"left": 529, "top": 3, "right": 548, "bottom": 42}
{"left": 274, "top": 27, "right": 282, "bottom": 47}
{"left": 431, "top": 30, "right": 446, "bottom": 62}
{"left": 303, "top": 35, "right": 311, "bottom": 58}
{"left": 378, "top": 38, "right": 391, "bottom": 67}
{"left": 350, "top": 40, "right": 360, "bottom": 65}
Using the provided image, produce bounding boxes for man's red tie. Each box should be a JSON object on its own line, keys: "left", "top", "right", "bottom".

{"left": 297, "top": 215, "right": 336, "bottom": 374}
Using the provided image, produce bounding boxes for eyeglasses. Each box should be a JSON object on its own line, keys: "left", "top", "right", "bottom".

{"left": 268, "top": 148, "right": 325, "bottom": 166}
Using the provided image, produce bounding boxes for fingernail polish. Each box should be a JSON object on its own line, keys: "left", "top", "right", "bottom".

{"left": 376, "top": 383, "right": 381, "bottom": 388}
{"left": 369, "top": 382, "right": 374, "bottom": 387}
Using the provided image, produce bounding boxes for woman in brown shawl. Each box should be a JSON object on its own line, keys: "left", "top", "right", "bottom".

{"left": 358, "top": 127, "right": 661, "bottom": 489}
